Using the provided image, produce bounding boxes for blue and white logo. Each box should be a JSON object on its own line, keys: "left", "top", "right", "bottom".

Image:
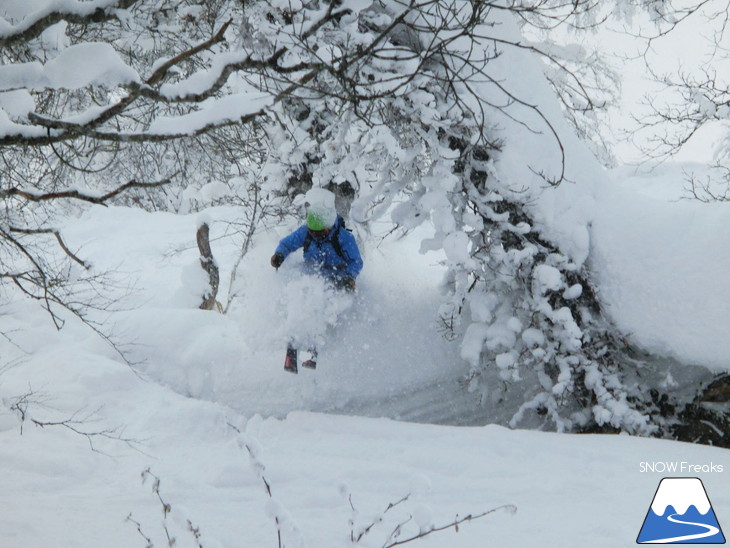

{"left": 637, "top": 477, "right": 726, "bottom": 544}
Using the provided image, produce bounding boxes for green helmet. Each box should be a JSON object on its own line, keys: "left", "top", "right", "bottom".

{"left": 306, "top": 211, "right": 328, "bottom": 231}
{"left": 306, "top": 204, "right": 336, "bottom": 231}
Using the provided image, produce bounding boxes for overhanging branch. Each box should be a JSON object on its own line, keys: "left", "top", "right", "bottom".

{"left": 0, "top": 0, "right": 141, "bottom": 49}
{"left": 2, "top": 177, "right": 173, "bottom": 205}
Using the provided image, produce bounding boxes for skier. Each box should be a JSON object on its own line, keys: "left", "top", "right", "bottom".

{"left": 270, "top": 190, "right": 363, "bottom": 373}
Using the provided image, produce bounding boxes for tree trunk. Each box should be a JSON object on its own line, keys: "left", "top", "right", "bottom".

{"left": 196, "top": 223, "right": 219, "bottom": 311}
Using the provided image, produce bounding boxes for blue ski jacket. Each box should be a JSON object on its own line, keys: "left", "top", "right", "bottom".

{"left": 275, "top": 216, "right": 363, "bottom": 282}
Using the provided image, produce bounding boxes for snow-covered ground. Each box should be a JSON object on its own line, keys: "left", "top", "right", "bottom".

{"left": 1, "top": 165, "right": 729, "bottom": 546}
{"left": 1, "top": 311, "right": 727, "bottom": 547}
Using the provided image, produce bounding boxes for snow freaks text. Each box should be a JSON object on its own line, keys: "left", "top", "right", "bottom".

{"left": 639, "top": 462, "right": 725, "bottom": 474}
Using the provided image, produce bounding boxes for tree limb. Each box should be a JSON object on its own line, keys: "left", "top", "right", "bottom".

{"left": 0, "top": 0, "right": 141, "bottom": 48}
{"left": 7, "top": 226, "right": 91, "bottom": 269}
{"left": 2, "top": 177, "right": 173, "bottom": 205}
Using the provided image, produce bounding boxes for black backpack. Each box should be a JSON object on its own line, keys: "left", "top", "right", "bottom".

{"left": 303, "top": 219, "right": 351, "bottom": 262}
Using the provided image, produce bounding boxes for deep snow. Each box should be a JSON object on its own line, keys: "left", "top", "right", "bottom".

{"left": 55, "top": 204, "right": 466, "bottom": 420}
{"left": 593, "top": 165, "right": 730, "bottom": 371}
{"left": 1, "top": 176, "right": 728, "bottom": 547}
{"left": 1, "top": 334, "right": 727, "bottom": 548}
{"left": 1, "top": 1, "right": 729, "bottom": 545}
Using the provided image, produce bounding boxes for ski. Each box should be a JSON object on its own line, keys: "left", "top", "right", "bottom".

{"left": 284, "top": 345, "right": 298, "bottom": 374}
{"left": 302, "top": 348, "right": 318, "bottom": 370}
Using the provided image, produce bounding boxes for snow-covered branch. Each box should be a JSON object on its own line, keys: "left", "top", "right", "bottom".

{"left": 127, "top": 469, "right": 205, "bottom": 548}
{"left": 0, "top": 0, "right": 141, "bottom": 48}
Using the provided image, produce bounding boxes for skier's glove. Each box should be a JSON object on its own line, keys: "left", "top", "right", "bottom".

{"left": 271, "top": 253, "right": 285, "bottom": 269}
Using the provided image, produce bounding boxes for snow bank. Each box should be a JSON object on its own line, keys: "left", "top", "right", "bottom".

{"left": 0, "top": 178, "right": 728, "bottom": 546}
{"left": 470, "top": 10, "right": 608, "bottom": 265}
{"left": 13, "top": 204, "right": 724, "bottom": 548}
{"left": 592, "top": 165, "right": 730, "bottom": 371}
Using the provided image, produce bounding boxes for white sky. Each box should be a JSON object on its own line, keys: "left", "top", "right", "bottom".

{"left": 595, "top": 4, "right": 730, "bottom": 165}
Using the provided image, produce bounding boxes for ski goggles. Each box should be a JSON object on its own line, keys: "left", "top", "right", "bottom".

{"left": 308, "top": 228, "right": 330, "bottom": 239}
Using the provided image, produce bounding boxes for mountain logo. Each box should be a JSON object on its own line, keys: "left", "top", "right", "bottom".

{"left": 637, "top": 477, "right": 726, "bottom": 544}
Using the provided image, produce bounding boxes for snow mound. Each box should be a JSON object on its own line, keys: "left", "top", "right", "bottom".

{"left": 592, "top": 166, "right": 730, "bottom": 371}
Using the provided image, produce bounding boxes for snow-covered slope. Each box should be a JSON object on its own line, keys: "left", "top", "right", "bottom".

{"left": 57, "top": 205, "right": 467, "bottom": 419}
{"left": 1, "top": 174, "right": 729, "bottom": 547}
{"left": 1, "top": 327, "right": 727, "bottom": 547}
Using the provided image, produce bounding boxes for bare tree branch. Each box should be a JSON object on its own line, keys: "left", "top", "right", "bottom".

{"left": 7, "top": 226, "right": 91, "bottom": 269}
{"left": 2, "top": 177, "right": 173, "bottom": 205}
{"left": 383, "top": 504, "right": 517, "bottom": 547}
